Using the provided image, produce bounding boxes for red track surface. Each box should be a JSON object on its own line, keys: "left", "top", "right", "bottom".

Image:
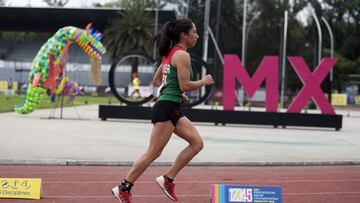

{"left": 0, "top": 165, "right": 359, "bottom": 203}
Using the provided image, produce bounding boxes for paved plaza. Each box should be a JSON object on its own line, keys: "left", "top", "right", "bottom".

{"left": 0, "top": 104, "right": 359, "bottom": 165}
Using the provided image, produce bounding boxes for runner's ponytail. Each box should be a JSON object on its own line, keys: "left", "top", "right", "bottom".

{"left": 154, "top": 19, "right": 193, "bottom": 57}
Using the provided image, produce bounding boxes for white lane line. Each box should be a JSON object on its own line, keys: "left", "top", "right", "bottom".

{"left": 285, "top": 192, "right": 360, "bottom": 195}
{"left": 42, "top": 179, "right": 360, "bottom": 184}
{"left": 41, "top": 192, "right": 360, "bottom": 199}
{"left": 42, "top": 194, "right": 209, "bottom": 198}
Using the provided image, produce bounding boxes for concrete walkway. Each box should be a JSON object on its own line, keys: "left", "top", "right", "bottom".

{"left": 0, "top": 104, "right": 359, "bottom": 165}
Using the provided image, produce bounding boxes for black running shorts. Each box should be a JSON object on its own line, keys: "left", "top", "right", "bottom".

{"left": 151, "top": 100, "right": 184, "bottom": 126}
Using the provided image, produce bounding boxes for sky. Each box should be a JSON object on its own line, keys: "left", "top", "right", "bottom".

{"left": 6, "top": 0, "right": 112, "bottom": 8}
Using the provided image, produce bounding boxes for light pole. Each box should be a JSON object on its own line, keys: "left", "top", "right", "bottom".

{"left": 153, "top": 0, "right": 160, "bottom": 60}
{"left": 202, "top": 0, "right": 211, "bottom": 99}
{"left": 241, "top": 0, "right": 247, "bottom": 64}
{"left": 311, "top": 10, "right": 322, "bottom": 65}
{"left": 244, "top": 12, "right": 260, "bottom": 68}
{"left": 321, "top": 16, "right": 334, "bottom": 103}
{"left": 240, "top": 0, "right": 247, "bottom": 108}
{"left": 202, "top": 0, "right": 211, "bottom": 63}
{"left": 208, "top": 26, "right": 224, "bottom": 64}
{"left": 214, "top": 0, "right": 221, "bottom": 68}
{"left": 183, "top": 0, "right": 189, "bottom": 18}
{"left": 280, "top": 11, "right": 288, "bottom": 110}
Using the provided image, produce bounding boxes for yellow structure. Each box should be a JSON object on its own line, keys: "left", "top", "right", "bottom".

{"left": 331, "top": 93, "right": 347, "bottom": 106}
{"left": 0, "top": 178, "right": 41, "bottom": 200}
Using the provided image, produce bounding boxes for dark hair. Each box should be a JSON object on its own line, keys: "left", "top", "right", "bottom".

{"left": 154, "top": 19, "right": 193, "bottom": 57}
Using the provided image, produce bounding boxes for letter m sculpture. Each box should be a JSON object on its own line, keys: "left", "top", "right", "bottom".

{"left": 223, "top": 55, "right": 279, "bottom": 112}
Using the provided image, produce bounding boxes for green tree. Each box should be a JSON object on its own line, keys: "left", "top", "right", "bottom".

{"left": 315, "top": 0, "right": 360, "bottom": 91}
{"left": 209, "top": 0, "right": 242, "bottom": 55}
{"left": 187, "top": 0, "right": 243, "bottom": 87}
{"left": 42, "top": 0, "right": 69, "bottom": 7}
{"left": 99, "top": 0, "right": 154, "bottom": 8}
{"left": 246, "top": 0, "right": 306, "bottom": 67}
{"left": 102, "top": 0, "right": 123, "bottom": 7}
{"left": 0, "top": 31, "right": 51, "bottom": 42}
{"left": 240, "top": 0, "right": 308, "bottom": 97}
{"left": 187, "top": 0, "right": 360, "bottom": 94}
{"left": 333, "top": 57, "right": 357, "bottom": 92}
{"left": 321, "top": 0, "right": 360, "bottom": 60}
{"left": 188, "top": 0, "right": 307, "bottom": 91}
{"left": 104, "top": 0, "right": 154, "bottom": 66}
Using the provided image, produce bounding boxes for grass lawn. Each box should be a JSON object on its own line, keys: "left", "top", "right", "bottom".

{"left": 0, "top": 94, "right": 118, "bottom": 113}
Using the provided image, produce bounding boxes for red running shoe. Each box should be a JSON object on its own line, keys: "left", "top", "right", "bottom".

{"left": 156, "top": 175, "right": 178, "bottom": 201}
{"left": 111, "top": 185, "right": 132, "bottom": 203}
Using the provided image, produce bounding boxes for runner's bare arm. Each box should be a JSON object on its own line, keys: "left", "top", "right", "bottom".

{"left": 152, "top": 65, "right": 162, "bottom": 87}
{"left": 174, "top": 51, "right": 213, "bottom": 92}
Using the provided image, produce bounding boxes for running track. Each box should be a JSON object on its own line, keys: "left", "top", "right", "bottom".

{"left": 0, "top": 165, "right": 359, "bottom": 202}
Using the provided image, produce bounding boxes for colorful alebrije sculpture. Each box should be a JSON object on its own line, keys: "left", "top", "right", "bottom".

{"left": 15, "top": 23, "right": 106, "bottom": 114}
{"left": 54, "top": 77, "right": 83, "bottom": 103}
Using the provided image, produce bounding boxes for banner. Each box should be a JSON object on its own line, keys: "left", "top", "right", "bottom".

{"left": 331, "top": 94, "right": 347, "bottom": 106}
{"left": 355, "top": 96, "right": 360, "bottom": 105}
{"left": 0, "top": 81, "right": 7, "bottom": 91}
{"left": 0, "top": 178, "right": 41, "bottom": 200}
{"left": 127, "top": 85, "right": 153, "bottom": 97}
{"left": 211, "top": 184, "right": 282, "bottom": 203}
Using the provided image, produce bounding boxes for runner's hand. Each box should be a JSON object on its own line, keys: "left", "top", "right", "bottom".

{"left": 181, "top": 94, "right": 190, "bottom": 104}
{"left": 202, "top": 74, "right": 214, "bottom": 86}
